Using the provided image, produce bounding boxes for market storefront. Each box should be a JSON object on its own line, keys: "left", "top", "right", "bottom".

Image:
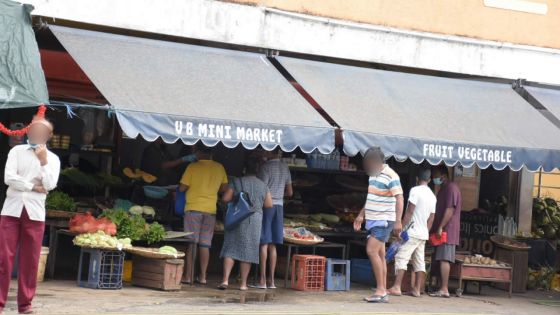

{"left": 2, "top": 13, "right": 560, "bottom": 297}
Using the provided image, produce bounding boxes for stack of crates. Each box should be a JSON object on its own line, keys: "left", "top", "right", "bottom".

{"left": 291, "top": 255, "right": 326, "bottom": 291}
{"left": 325, "top": 259, "right": 351, "bottom": 291}
{"left": 77, "top": 248, "right": 125, "bottom": 289}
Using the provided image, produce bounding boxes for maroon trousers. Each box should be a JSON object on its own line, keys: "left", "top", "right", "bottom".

{"left": 0, "top": 209, "right": 45, "bottom": 313}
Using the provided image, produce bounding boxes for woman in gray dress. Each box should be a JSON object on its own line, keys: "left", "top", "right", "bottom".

{"left": 219, "top": 157, "right": 272, "bottom": 291}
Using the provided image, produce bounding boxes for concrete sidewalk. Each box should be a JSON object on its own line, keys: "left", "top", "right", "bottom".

{"left": 2, "top": 280, "right": 559, "bottom": 315}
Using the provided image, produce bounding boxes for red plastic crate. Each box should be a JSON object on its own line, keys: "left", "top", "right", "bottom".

{"left": 291, "top": 255, "right": 326, "bottom": 291}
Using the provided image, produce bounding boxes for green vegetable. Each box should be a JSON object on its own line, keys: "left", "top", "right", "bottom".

{"left": 129, "top": 205, "right": 144, "bottom": 216}
{"left": 46, "top": 191, "right": 76, "bottom": 211}
{"left": 100, "top": 208, "right": 129, "bottom": 226}
{"left": 61, "top": 167, "right": 100, "bottom": 191}
{"left": 158, "top": 245, "right": 177, "bottom": 255}
{"left": 145, "top": 222, "right": 165, "bottom": 245}
{"left": 310, "top": 214, "right": 322, "bottom": 222}
{"left": 320, "top": 213, "right": 340, "bottom": 224}
{"left": 118, "top": 214, "right": 147, "bottom": 241}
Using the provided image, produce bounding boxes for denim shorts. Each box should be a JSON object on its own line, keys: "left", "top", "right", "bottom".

{"left": 367, "top": 221, "right": 395, "bottom": 242}
{"left": 260, "top": 205, "right": 284, "bottom": 245}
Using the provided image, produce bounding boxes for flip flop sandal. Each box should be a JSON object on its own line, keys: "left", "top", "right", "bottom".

{"left": 387, "top": 291, "right": 402, "bottom": 296}
{"left": 19, "top": 310, "right": 34, "bottom": 314}
{"left": 218, "top": 283, "right": 228, "bottom": 290}
{"left": 248, "top": 284, "right": 267, "bottom": 290}
{"left": 239, "top": 287, "right": 249, "bottom": 291}
{"left": 268, "top": 284, "right": 277, "bottom": 289}
{"left": 410, "top": 291, "right": 421, "bottom": 298}
{"left": 194, "top": 279, "right": 207, "bottom": 286}
{"left": 364, "top": 295, "right": 389, "bottom": 303}
{"left": 429, "top": 291, "right": 450, "bottom": 298}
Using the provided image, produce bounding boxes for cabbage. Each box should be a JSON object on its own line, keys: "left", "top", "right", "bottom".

{"left": 129, "top": 206, "right": 144, "bottom": 215}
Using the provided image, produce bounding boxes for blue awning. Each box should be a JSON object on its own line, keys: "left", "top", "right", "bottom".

{"left": 50, "top": 26, "right": 335, "bottom": 154}
{"left": 278, "top": 57, "right": 560, "bottom": 171}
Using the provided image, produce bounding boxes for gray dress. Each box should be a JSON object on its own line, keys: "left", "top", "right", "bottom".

{"left": 220, "top": 176, "right": 268, "bottom": 264}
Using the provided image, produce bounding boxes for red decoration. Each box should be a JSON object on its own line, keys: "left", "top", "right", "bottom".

{"left": 0, "top": 104, "right": 47, "bottom": 136}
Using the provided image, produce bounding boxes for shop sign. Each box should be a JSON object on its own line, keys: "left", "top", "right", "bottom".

{"left": 422, "top": 143, "right": 512, "bottom": 164}
{"left": 174, "top": 120, "right": 283, "bottom": 145}
{"left": 459, "top": 212, "right": 499, "bottom": 255}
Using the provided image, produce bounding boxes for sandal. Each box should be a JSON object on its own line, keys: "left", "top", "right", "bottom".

{"left": 429, "top": 291, "right": 450, "bottom": 298}
{"left": 218, "top": 283, "right": 228, "bottom": 290}
{"left": 364, "top": 294, "right": 389, "bottom": 303}
{"left": 248, "top": 284, "right": 267, "bottom": 290}
{"left": 19, "top": 309, "right": 35, "bottom": 314}
{"left": 194, "top": 279, "right": 207, "bottom": 286}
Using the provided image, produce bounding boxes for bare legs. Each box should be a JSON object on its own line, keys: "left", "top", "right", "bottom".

{"left": 258, "top": 244, "right": 277, "bottom": 288}
{"left": 183, "top": 245, "right": 209, "bottom": 284}
{"left": 366, "top": 237, "right": 388, "bottom": 297}
{"left": 439, "top": 261, "right": 450, "bottom": 294}
{"left": 222, "top": 258, "right": 251, "bottom": 290}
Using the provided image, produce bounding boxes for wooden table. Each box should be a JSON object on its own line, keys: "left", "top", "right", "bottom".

{"left": 430, "top": 254, "right": 513, "bottom": 298}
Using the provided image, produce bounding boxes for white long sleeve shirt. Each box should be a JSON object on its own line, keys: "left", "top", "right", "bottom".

{"left": 2, "top": 144, "right": 61, "bottom": 221}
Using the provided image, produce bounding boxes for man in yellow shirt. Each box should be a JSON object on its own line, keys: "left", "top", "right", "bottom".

{"left": 179, "top": 144, "right": 228, "bottom": 285}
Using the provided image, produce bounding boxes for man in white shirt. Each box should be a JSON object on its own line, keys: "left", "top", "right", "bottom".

{"left": 388, "top": 168, "right": 436, "bottom": 297}
{"left": 0, "top": 117, "right": 60, "bottom": 315}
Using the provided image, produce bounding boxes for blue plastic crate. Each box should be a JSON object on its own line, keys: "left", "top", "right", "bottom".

{"left": 325, "top": 259, "right": 350, "bottom": 291}
{"left": 350, "top": 259, "right": 375, "bottom": 286}
{"left": 77, "top": 248, "right": 124, "bottom": 289}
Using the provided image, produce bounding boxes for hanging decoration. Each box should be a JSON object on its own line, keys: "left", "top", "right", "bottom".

{"left": 0, "top": 104, "right": 47, "bottom": 136}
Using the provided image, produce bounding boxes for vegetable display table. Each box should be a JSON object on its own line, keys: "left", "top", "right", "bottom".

{"left": 431, "top": 254, "right": 513, "bottom": 298}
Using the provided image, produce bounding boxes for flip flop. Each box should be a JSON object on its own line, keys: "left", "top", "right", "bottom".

{"left": 239, "top": 287, "right": 249, "bottom": 291}
{"left": 217, "top": 283, "right": 228, "bottom": 290}
{"left": 194, "top": 279, "right": 207, "bottom": 286}
{"left": 410, "top": 291, "right": 421, "bottom": 298}
{"left": 364, "top": 294, "right": 389, "bottom": 303}
{"left": 387, "top": 290, "right": 402, "bottom": 296}
{"left": 19, "top": 309, "right": 34, "bottom": 314}
{"left": 248, "top": 284, "right": 267, "bottom": 290}
{"left": 429, "top": 291, "right": 450, "bottom": 298}
{"left": 268, "top": 284, "right": 277, "bottom": 289}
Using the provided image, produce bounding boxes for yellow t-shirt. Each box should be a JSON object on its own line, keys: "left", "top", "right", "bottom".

{"left": 180, "top": 160, "right": 228, "bottom": 214}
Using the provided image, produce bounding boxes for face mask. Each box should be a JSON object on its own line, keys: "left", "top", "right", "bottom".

{"left": 433, "top": 177, "right": 443, "bottom": 185}
{"left": 27, "top": 139, "right": 39, "bottom": 149}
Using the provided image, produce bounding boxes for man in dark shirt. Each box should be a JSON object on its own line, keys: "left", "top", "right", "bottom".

{"left": 429, "top": 164, "right": 462, "bottom": 298}
{"left": 140, "top": 139, "right": 196, "bottom": 186}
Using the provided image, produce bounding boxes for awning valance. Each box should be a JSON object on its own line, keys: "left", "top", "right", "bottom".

{"left": 50, "top": 26, "right": 335, "bottom": 153}
{"left": 277, "top": 57, "right": 560, "bottom": 171}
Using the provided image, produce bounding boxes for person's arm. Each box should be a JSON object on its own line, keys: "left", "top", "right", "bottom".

{"left": 263, "top": 191, "right": 273, "bottom": 209}
{"left": 436, "top": 186, "right": 459, "bottom": 236}
{"left": 162, "top": 153, "right": 197, "bottom": 169}
{"left": 39, "top": 150, "right": 61, "bottom": 192}
{"left": 221, "top": 187, "right": 234, "bottom": 203}
{"left": 402, "top": 202, "right": 416, "bottom": 227}
{"left": 178, "top": 165, "right": 192, "bottom": 192}
{"left": 436, "top": 207, "right": 455, "bottom": 237}
{"left": 393, "top": 194, "right": 404, "bottom": 236}
{"left": 353, "top": 208, "right": 365, "bottom": 232}
{"left": 4, "top": 148, "right": 38, "bottom": 192}
{"left": 284, "top": 183, "right": 293, "bottom": 198}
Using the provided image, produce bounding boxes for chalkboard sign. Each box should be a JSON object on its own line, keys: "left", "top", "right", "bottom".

{"left": 459, "top": 212, "right": 499, "bottom": 255}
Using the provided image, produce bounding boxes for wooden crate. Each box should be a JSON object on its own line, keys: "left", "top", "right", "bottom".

{"left": 132, "top": 257, "right": 184, "bottom": 291}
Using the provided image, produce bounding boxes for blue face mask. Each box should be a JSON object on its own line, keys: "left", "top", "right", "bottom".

{"left": 433, "top": 177, "right": 443, "bottom": 185}
{"left": 27, "top": 139, "right": 38, "bottom": 149}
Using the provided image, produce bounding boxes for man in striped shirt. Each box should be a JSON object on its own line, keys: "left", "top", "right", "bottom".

{"left": 354, "top": 147, "right": 404, "bottom": 303}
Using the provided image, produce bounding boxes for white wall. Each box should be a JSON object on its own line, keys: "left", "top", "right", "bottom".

{"left": 26, "top": 0, "right": 560, "bottom": 85}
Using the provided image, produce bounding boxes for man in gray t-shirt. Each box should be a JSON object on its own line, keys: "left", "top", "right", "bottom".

{"left": 253, "top": 149, "right": 292, "bottom": 289}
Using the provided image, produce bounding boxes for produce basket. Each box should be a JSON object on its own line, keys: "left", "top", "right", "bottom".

{"left": 76, "top": 244, "right": 125, "bottom": 251}
{"left": 125, "top": 246, "right": 185, "bottom": 259}
{"left": 284, "top": 227, "right": 324, "bottom": 245}
{"left": 284, "top": 237, "right": 324, "bottom": 245}
{"left": 490, "top": 235, "right": 530, "bottom": 251}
